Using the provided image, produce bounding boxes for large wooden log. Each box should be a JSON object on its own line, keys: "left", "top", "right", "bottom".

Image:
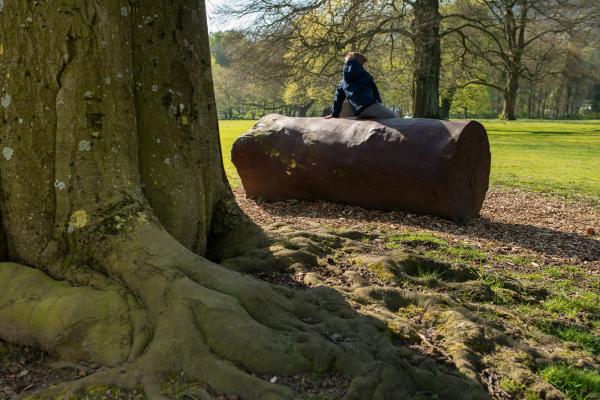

{"left": 232, "top": 114, "right": 491, "bottom": 221}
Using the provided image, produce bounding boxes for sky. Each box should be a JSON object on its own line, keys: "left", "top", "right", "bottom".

{"left": 206, "top": 0, "right": 231, "bottom": 32}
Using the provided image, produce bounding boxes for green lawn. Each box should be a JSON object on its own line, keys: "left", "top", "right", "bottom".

{"left": 219, "top": 120, "right": 257, "bottom": 189}
{"left": 219, "top": 119, "right": 600, "bottom": 201}
{"left": 483, "top": 120, "right": 600, "bottom": 201}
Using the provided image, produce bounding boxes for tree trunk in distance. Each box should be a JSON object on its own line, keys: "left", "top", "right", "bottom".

{"left": 298, "top": 100, "right": 315, "bottom": 117}
{"left": 412, "top": 0, "right": 442, "bottom": 119}
{"left": 440, "top": 85, "right": 456, "bottom": 119}
{"left": 500, "top": 73, "right": 520, "bottom": 120}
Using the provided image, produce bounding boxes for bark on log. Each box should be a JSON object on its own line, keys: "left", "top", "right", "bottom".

{"left": 232, "top": 114, "right": 491, "bottom": 221}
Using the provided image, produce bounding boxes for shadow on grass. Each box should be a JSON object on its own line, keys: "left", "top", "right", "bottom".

{"left": 209, "top": 215, "right": 587, "bottom": 399}
{"left": 207, "top": 222, "right": 492, "bottom": 399}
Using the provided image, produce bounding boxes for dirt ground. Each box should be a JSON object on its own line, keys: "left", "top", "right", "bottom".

{"left": 2, "top": 186, "right": 598, "bottom": 399}
{"left": 234, "top": 186, "right": 600, "bottom": 271}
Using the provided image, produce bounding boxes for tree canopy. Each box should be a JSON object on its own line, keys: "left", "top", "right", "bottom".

{"left": 212, "top": 0, "right": 600, "bottom": 120}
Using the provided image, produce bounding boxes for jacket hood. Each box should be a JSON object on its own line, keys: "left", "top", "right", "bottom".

{"left": 343, "top": 60, "right": 365, "bottom": 83}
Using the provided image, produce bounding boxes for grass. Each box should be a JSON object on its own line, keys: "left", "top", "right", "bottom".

{"left": 483, "top": 120, "right": 600, "bottom": 201}
{"left": 542, "top": 291, "right": 600, "bottom": 319}
{"left": 386, "top": 232, "right": 487, "bottom": 266}
{"left": 219, "top": 119, "right": 600, "bottom": 201}
{"left": 539, "top": 365, "right": 600, "bottom": 400}
{"left": 540, "top": 324, "right": 600, "bottom": 355}
{"left": 219, "top": 120, "right": 257, "bottom": 189}
{"left": 217, "top": 118, "right": 600, "bottom": 398}
{"left": 384, "top": 231, "right": 600, "bottom": 349}
{"left": 386, "top": 232, "right": 447, "bottom": 248}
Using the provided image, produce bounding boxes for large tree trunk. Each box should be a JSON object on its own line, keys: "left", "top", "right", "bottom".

{"left": 0, "top": 0, "right": 308, "bottom": 397}
{"left": 0, "top": 0, "right": 230, "bottom": 265}
{"left": 0, "top": 1, "right": 498, "bottom": 399}
{"left": 411, "top": 0, "right": 441, "bottom": 119}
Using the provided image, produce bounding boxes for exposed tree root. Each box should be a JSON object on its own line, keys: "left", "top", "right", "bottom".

{"left": 2, "top": 220, "right": 597, "bottom": 399}
{"left": 1, "top": 219, "right": 493, "bottom": 399}
{"left": 212, "top": 224, "right": 599, "bottom": 399}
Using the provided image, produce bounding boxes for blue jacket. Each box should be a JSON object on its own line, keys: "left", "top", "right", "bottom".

{"left": 331, "top": 60, "right": 382, "bottom": 117}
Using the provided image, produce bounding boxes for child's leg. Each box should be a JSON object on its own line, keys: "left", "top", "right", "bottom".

{"left": 359, "top": 103, "right": 398, "bottom": 119}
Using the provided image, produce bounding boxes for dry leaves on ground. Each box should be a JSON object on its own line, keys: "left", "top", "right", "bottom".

{"left": 234, "top": 186, "right": 600, "bottom": 272}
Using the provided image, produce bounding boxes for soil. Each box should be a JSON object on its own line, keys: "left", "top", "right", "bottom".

{"left": 235, "top": 186, "right": 600, "bottom": 271}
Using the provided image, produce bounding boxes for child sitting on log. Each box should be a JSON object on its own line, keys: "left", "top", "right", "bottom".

{"left": 325, "top": 52, "right": 397, "bottom": 119}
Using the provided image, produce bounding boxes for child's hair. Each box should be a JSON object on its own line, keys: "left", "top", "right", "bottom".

{"left": 345, "top": 52, "right": 368, "bottom": 66}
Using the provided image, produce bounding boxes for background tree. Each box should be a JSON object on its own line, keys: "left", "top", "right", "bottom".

{"left": 209, "top": 0, "right": 600, "bottom": 121}
{"left": 446, "top": 0, "right": 600, "bottom": 120}
{"left": 220, "top": 0, "right": 447, "bottom": 118}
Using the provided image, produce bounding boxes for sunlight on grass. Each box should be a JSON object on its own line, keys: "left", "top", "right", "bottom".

{"left": 386, "top": 232, "right": 447, "bottom": 248}
{"left": 219, "top": 120, "right": 256, "bottom": 189}
{"left": 539, "top": 365, "right": 600, "bottom": 400}
{"left": 540, "top": 324, "right": 600, "bottom": 355}
{"left": 483, "top": 120, "right": 600, "bottom": 201}
{"left": 542, "top": 291, "right": 600, "bottom": 318}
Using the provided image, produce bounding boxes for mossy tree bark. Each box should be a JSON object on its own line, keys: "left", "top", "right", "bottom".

{"left": 0, "top": 1, "right": 494, "bottom": 399}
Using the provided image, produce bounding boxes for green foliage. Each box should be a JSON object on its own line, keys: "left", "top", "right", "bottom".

{"left": 209, "top": 31, "right": 246, "bottom": 67}
{"left": 211, "top": 32, "right": 288, "bottom": 119}
{"left": 539, "top": 365, "right": 600, "bottom": 400}
{"left": 451, "top": 85, "right": 493, "bottom": 118}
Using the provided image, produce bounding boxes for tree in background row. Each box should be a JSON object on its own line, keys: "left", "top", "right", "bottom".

{"left": 215, "top": 0, "right": 600, "bottom": 120}
{"left": 220, "top": 0, "right": 446, "bottom": 118}
{"left": 446, "top": 0, "right": 600, "bottom": 120}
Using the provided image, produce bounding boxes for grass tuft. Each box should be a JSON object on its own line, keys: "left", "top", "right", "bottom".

{"left": 539, "top": 364, "right": 600, "bottom": 400}
{"left": 540, "top": 324, "right": 600, "bottom": 355}
{"left": 542, "top": 291, "right": 600, "bottom": 319}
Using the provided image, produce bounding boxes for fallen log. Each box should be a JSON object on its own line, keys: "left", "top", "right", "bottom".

{"left": 232, "top": 114, "right": 491, "bottom": 221}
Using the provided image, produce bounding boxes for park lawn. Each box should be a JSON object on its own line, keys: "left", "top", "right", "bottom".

{"left": 219, "top": 120, "right": 257, "bottom": 189}
{"left": 219, "top": 119, "right": 600, "bottom": 202}
{"left": 483, "top": 120, "right": 600, "bottom": 202}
